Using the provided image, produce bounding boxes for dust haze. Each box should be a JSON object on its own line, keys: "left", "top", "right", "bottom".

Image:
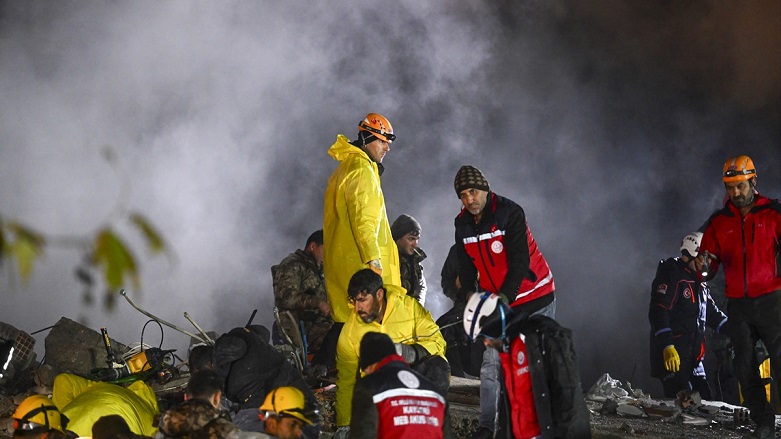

{"left": 1, "top": 1, "right": 779, "bottom": 394}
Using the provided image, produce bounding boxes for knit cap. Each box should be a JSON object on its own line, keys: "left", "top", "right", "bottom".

{"left": 359, "top": 332, "right": 397, "bottom": 370}
{"left": 390, "top": 214, "right": 421, "bottom": 241}
{"left": 454, "top": 165, "right": 490, "bottom": 195}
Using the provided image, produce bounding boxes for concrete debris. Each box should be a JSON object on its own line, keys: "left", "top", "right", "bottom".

{"left": 616, "top": 403, "right": 645, "bottom": 417}
{"left": 619, "top": 421, "right": 635, "bottom": 434}
{"left": 681, "top": 413, "right": 711, "bottom": 426}
{"left": 587, "top": 372, "right": 630, "bottom": 400}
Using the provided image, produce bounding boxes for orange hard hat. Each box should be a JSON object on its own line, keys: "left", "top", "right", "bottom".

{"left": 358, "top": 113, "right": 395, "bottom": 143}
{"left": 722, "top": 155, "right": 756, "bottom": 183}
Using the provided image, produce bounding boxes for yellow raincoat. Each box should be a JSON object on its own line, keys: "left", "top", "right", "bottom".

{"left": 323, "top": 134, "right": 402, "bottom": 323}
{"left": 334, "top": 284, "right": 446, "bottom": 426}
{"left": 51, "top": 373, "right": 159, "bottom": 437}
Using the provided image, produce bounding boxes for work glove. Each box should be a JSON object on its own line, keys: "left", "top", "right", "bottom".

{"left": 663, "top": 345, "right": 680, "bottom": 372}
{"left": 333, "top": 426, "right": 350, "bottom": 439}
{"left": 395, "top": 343, "right": 427, "bottom": 365}
{"left": 367, "top": 259, "right": 383, "bottom": 276}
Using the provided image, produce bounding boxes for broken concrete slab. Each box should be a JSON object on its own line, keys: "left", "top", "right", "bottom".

{"left": 43, "top": 317, "right": 127, "bottom": 386}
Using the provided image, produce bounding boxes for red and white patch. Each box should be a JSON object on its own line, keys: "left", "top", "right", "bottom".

{"left": 516, "top": 350, "right": 526, "bottom": 366}
{"left": 683, "top": 288, "right": 692, "bottom": 299}
{"left": 656, "top": 284, "right": 668, "bottom": 294}
{"left": 491, "top": 241, "right": 503, "bottom": 254}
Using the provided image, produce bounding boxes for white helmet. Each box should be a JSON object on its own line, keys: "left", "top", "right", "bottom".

{"left": 680, "top": 232, "right": 703, "bottom": 258}
{"left": 463, "top": 292, "right": 509, "bottom": 340}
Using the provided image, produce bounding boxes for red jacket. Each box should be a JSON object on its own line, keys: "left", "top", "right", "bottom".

{"left": 455, "top": 192, "right": 554, "bottom": 309}
{"left": 700, "top": 193, "right": 781, "bottom": 299}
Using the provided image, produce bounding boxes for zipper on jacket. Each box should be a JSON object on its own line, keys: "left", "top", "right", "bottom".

{"left": 742, "top": 218, "right": 748, "bottom": 297}
{"left": 475, "top": 223, "right": 501, "bottom": 294}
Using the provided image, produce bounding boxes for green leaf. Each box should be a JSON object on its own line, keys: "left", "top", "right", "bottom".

{"left": 7, "top": 222, "right": 45, "bottom": 281}
{"left": 129, "top": 213, "right": 166, "bottom": 254}
{"left": 92, "top": 228, "right": 139, "bottom": 290}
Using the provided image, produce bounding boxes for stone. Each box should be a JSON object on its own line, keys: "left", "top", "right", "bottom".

{"left": 43, "top": 317, "right": 127, "bottom": 382}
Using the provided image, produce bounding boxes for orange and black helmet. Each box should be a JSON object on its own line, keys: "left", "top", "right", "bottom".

{"left": 358, "top": 113, "right": 395, "bottom": 143}
{"left": 722, "top": 155, "right": 756, "bottom": 183}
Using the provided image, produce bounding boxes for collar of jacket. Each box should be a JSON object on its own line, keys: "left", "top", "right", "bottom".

{"left": 329, "top": 134, "right": 384, "bottom": 176}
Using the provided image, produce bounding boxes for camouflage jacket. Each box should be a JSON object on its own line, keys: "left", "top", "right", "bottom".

{"left": 271, "top": 249, "right": 327, "bottom": 321}
{"left": 399, "top": 247, "right": 427, "bottom": 303}
{"left": 154, "top": 398, "right": 239, "bottom": 439}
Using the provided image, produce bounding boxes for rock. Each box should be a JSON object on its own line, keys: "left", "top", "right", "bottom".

{"left": 43, "top": 317, "right": 127, "bottom": 382}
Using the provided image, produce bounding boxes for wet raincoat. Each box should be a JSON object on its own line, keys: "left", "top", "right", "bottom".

{"left": 334, "top": 284, "right": 446, "bottom": 426}
{"left": 323, "top": 134, "right": 401, "bottom": 323}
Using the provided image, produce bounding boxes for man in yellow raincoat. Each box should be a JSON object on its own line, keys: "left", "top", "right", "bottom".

{"left": 334, "top": 269, "right": 448, "bottom": 433}
{"left": 323, "top": 113, "right": 402, "bottom": 325}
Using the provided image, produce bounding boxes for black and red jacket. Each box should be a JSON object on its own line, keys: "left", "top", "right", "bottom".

{"left": 350, "top": 355, "right": 453, "bottom": 439}
{"left": 648, "top": 257, "right": 728, "bottom": 378}
{"left": 700, "top": 193, "right": 781, "bottom": 299}
{"left": 455, "top": 192, "right": 554, "bottom": 311}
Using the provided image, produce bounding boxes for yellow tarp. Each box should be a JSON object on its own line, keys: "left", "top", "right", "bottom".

{"left": 52, "top": 373, "right": 159, "bottom": 437}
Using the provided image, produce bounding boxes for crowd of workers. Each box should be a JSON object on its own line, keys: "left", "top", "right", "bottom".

{"left": 9, "top": 114, "right": 779, "bottom": 439}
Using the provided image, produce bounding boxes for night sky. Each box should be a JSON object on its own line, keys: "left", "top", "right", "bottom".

{"left": 1, "top": 1, "right": 779, "bottom": 395}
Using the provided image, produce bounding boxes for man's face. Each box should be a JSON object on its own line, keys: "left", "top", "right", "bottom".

{"left": 725, "top": 179, "right": 755, "bottom": 208}
{"left": 363, "top": 138, "right": 390, "bottom": 163}
{"left": 353, "top": 291, "right": 382, "bottom": 323}
{"left": 266, "top": 416, "right": 305, "bottom": 439}
{"left": 396, "top": 232, "right": 420, "bottom": 256}
{"left": 310, "top": 243, "right": 324, "bottom": 268}
{"left": 458, "top": 188, "right": 488, "bottom": 216}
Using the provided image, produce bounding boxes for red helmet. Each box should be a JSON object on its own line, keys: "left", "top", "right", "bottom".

{"left": 722, "top": 155, "right": 756, "bottom": 183}
{"left": 358, "top": 113, "right": 395, "bottom": 143}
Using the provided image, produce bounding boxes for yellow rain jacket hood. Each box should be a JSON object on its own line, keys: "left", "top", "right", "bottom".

{"left": 323, "top": 134, "right": 401, "bottom": 323}
{"left": 334, "top": 284, "right": 446, "bottom": 426}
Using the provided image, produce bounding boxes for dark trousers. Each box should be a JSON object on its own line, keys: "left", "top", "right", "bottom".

{"left": 660, "top": 362, "right": 712, "bottom": 399}
{"left": 728, "top": 290, "right": 781, "bottom": 425}
{"left": 414, "top": 354, "right": 452, "bottom": 397}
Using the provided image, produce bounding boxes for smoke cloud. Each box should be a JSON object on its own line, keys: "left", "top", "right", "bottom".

{"left": 1, "top": 1, "right": 778, "bottom": 394}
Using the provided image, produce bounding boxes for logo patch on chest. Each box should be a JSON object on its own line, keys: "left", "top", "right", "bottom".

{"left": 656, "top": 284, "right": 668, "bottom": 295}
{"left": 683, "top": 288, "right": 692, "bottom": 299}
{"left": 397, "top": 370, "right": 420, "bottom": 389}
{"left": 516, "top": 351, "right": 526, "bottom": 366}
{"left": 491, "top": 241, "right": 503, "bottom": 254}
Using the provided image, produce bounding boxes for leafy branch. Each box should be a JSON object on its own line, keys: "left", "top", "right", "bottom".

{"left": 0, "top": 147, "right": 171, "bottom": 310}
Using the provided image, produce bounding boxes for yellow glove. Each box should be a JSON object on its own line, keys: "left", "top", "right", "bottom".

{"left": 367, "top": 259, "right": 383, "bottom": 276}
{"left": 663, "top": 345, "right": 680, "bottom": 372}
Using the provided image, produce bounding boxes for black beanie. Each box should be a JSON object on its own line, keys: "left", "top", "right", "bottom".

{"left": 359, "top": 332, "right": 397, "bottom": 370}
{"left": 391, "top": 214, "right": 421, "bottom": 241}
{"left": 454, "top": 165, "right": 490, "bottom": 195}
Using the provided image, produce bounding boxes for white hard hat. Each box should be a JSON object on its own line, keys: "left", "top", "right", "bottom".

{"left": 463, "top": 292, "right": 506, "bottom": 340}
{"left": 680, "top": 232, "right": 703, "bottom": 258}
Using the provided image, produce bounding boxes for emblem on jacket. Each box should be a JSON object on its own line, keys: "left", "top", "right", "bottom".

{"left": 491, "top": 241, "right": 503, "bottom": 254}
{"left": 516, "top": 351, "right": 526, "bottom": 366}
{"left": 397, "top": 370, "right": 420, "bottom": 389}
{"left": 656, "top": 284, "right": 668, "bottom": 295}
{"left": 683, "top": 287, "right": 692, "bottom": 299}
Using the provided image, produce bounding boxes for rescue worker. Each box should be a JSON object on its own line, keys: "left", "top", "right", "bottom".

{"left": 463, "top": 293, "right": 591, "bottom": 439}
{"left": 212, "top": 325, "right": 319, "bottom": 437}
{"left": 155, "top": 370, "right": 239, "bottom": 438}
{"left": 271, "top": 229, "right": 334, "bottom": 372}
{"left": 453, "top": 165, "right": 556, "bottom": 438}
{"left": 333, "top": 269, "right": 448, "bottom": 437}
{"left": 391, "top": 214, "right": 428, "bottom": 304}
{"left": 648, "top": 232, "right": 729, "bottom": 399}
{"left": 12, "top": 394, "right": 71, "bottom": 439}
{"left": 322, "top": 113, "right": 402, "bottom": 361}
{"left": 698, "top": 155, "right": 781, "bottom": 438}
{"left": 259, "top": 387, "right": 314, "bottom": 439}
{"left": 350, "top": 332, "right": 453, "bottom": 439}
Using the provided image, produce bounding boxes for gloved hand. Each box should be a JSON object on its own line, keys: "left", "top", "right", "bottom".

{"left": 333, "top": 426, "right": 350, "bottom": 439}
{"left": 663, "top": 345, "right": 680, "bottom": 372}
{"left": 395, "top": 343, "right": 428, "bottom": 365}
{"left": 367, "top": 259, "right": 383, "bottom": 276}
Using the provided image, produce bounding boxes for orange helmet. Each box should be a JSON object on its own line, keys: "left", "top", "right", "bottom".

{"left": 358, "top": 113, "right": 395, "bottom": 143}
{"left": 722, "top": 155, "right": 756, "bottom": 183}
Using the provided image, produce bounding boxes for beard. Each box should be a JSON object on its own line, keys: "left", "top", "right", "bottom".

{"left": 731, "top": 190, "right": 755, "bottom": 208}
{"left": 358, "top": 310, "right": 379, "bottom": 323}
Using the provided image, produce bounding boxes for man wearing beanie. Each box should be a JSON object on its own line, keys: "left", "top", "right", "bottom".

{"left": 323, "top": 114, "right": 403, "bottom": 366}
{"left": 453, "top": 165, "right": 556, "bottom": 439}
{"left": 350, "top": 332, "right": 453, "bottom": 439}
{"left": 391, "top": 214, "right": 428, "bottom": 304}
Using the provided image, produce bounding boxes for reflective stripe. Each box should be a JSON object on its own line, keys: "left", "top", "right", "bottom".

{"left": 372, "top": 387, "right": 446, "bottom": 405}
{"left": 515, "top": 271, "right": 554, "bottom": 299}
{"left": 462, "top": 230, "right": 505, "bottom": 244}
